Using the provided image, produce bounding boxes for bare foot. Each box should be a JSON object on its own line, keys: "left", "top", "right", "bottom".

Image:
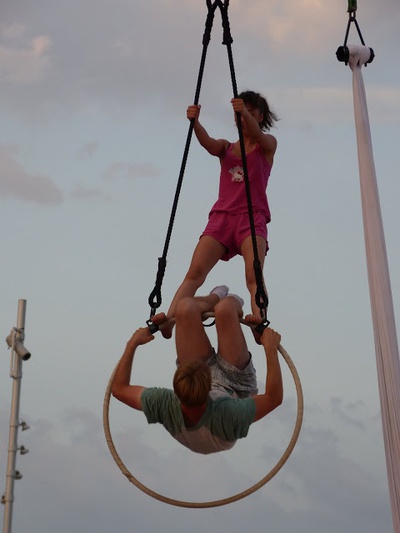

{"left": 153, "top": 313, "right": 175, "bottom": 339}
{"left": 160, "top": 323, "right": 174, "bottom": 339}
{"left": 244, "top": 314, "right": 264, "bottom": 345}
{"left": 150, "top": 313, "right": 174, "bottom": 339}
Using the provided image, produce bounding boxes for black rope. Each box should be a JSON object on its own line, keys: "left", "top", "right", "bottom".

{"left": 344, "top": 14, "right": 365, "bottom": 47}
{"left": 147, "top": 0, "right": 219, "bottom": 319}
{"left": 219, "top": 1, "right": 269, "bottom": 326}
{"left": 148, "top": 0, "right": 269, "bottom": 328}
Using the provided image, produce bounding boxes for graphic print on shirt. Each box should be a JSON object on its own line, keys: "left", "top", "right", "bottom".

{"left": 229, "top": 166, "right": 244, "bottom": 182}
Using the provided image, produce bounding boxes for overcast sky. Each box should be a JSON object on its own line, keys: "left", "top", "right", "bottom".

{"left": 1, "top": 1, "right": 399, "bottom": 531}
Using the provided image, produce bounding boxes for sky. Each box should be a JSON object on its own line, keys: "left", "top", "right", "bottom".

{"left": 0, "top": 0, "right": 399, "bottom": 531}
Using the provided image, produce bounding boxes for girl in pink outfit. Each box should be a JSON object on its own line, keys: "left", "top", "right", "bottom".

{"left": 163, "top": 91, "right": 278, "bottom": 339}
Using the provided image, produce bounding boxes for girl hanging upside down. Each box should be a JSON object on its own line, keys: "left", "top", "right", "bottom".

{"left": 163, "top": 90, "right": 278, "bottom": 341}
{"left": 112, "top": 289, "right": 283, "bottom": 454}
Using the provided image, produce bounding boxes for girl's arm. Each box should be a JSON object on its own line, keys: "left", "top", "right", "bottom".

{"left": 231, "top": 99, "right": 277, "bottom": 164}
{"left": 187, "top": 105, "right": 229, "bottom": 157}
{"left": 111, "top": 327, "right": 154, "bottom": 411}
{"left": 252, "top": 328, "right": 283, "bottom": 422}
{"left": 257, "top": 132, "right": 277, "bottom": 166}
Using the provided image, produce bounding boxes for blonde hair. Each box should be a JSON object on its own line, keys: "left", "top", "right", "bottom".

{"left": 173, "top": 360, "right": 211, "bottom": 407}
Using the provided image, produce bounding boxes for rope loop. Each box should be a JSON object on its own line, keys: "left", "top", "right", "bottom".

{"left": 255, "top": 292, "right": 268, "bottom": 322}
{"left": 218, "top": 0, "right": 233, "bottom": 45}
{"left": 253, "top": 258, "right": 269, "bottom": 321}
{"left": 148, "top": 257, "right": 167, "bottom": 315}
{"left": 203, "top": 0, "right": 219, "bottom": 46}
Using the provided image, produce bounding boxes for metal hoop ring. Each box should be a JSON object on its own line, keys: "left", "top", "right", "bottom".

{"left": 103, "top": 337, "right": 303, "bottom": 508}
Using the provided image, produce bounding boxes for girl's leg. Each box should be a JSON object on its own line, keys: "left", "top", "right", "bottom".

{"left": 214, "top": 296, "right": 250, "bottom": 370}
{"left": 162, "top": 236, "right": 226, "bottom": 338}
{"left": 175, "top": 293, "right": 220, "bottom": 364}
{"left": 240, "top": 235, "right": 268, "bottom": 321}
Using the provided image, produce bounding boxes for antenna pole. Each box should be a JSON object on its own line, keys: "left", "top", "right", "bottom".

{"left": 2, "top": 300, "right": 31, "bottom": 533}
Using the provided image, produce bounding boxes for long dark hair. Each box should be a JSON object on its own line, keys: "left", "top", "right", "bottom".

{"left": 238, "top": 90, "right": 279, "bottom": 131}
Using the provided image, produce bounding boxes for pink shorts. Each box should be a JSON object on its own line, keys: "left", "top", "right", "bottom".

{"left": 202, "top": 211, "right": 269, "bottom": 261}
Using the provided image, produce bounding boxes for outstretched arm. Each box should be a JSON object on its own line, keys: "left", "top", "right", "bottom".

{"left": 187, "top": 104, "right": 229, "bottom": 157}
{"left": 252, "top": 328, "right": 283, "bottom": 421}
{"left": 111, "top": 327, "right": 155, "bottom": 411}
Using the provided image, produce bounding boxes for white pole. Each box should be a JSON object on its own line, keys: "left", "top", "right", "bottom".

{"left": 2, "top": 300, "right": 30, "bottom": 533}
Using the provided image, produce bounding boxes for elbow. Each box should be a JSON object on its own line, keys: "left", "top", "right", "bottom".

{"left": 276, "top": 393, "right": 284, "bottom": 409}
{"left": 111, "top": 383, "right": 122, "bottom": 401}
{"left": 277, "top": 386, "right": 284, "bottom": 406}
{"left": 272, "top": 389, "right": 284, "bottom": 411}
{"left": 249, "top": 129, "right": 263, "bottom": 144}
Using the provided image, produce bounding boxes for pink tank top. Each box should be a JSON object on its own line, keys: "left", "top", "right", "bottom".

{"left": 209, "top": 144, "right": 272, "bottom": 222}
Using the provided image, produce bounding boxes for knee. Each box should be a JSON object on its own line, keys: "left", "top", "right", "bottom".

{"left": 184, "top": 265, "right": 207, "bottom": 286}
{"left": 214, "top": 297, "right": 238, "bottom": 319}
{"left": 175, "top": 297, "right": 198, "bottom": 321}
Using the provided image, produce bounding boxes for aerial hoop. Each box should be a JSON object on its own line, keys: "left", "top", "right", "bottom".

{"left": 103, "top": 317, "right": 304, "bottom": 508}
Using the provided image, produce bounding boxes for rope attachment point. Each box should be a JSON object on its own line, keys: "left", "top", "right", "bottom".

{"left": 148, "top": 256, "right": 167, "bottom": 318}
{"left": 347, "top": 0, "right": 357, "bottom": 13}
{"left": 336, "top": 1, "right": 374, "bottom": 67}
{"left": 336, "top": 45, "right": 374, "bottom": 66}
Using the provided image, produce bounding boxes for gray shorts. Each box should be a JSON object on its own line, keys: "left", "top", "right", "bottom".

{"left": 206, "top": 349, "right": 258, "bottom": 398}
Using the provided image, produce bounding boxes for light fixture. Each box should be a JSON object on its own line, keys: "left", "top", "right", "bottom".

{"left": 5, "top": 331, "right": 31, "bottom": 361}
{"left": 19, "top": 420, "right": 30, "bottom": 431}
{"left": 19, "top": 446, "right": 29, "bottom": 455}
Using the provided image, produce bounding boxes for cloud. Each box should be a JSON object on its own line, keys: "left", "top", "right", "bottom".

{"left": 0, "top": 145, "right": 63, "bottom": 205}
{"left": 70, "top": 184, "right": 112, "bottom": 202}
{"left": 0, "top": 0, "right": 397, "bottom": 123}
{"left": 330, "top": 396, "right": 367, "bottom": 430}
{"left": 232, "top": 0, "right": 340, "bottom": 49}
{"left": 0, "top": 402, "right": 391, "bottom": 533}
{"left": 273, "top": 425, "right": 391, "bottom": 533}
{"left": 268, "top": 84, "right": 400, "bottom": 126}
{"left": 0, "top": 1, "right": 203, "bottom": 118}
{"left": 0, "top": 24, "right": 51, "bottom": 83}
{"left": 78, "top": 141, "right": 98, "bottom": 160}
{"left": 104, "top": 161, "right": 159, "bottom": 181}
